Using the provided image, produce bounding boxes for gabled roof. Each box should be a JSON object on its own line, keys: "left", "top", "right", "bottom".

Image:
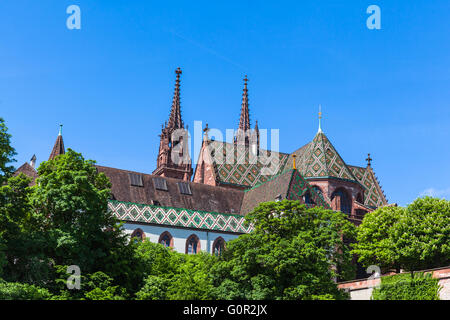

{"left": 205, "top": 140, "right": 290, "bottom": 188}
{"left": 14, "top": 162, "right": 38, "bottom": 184}
{"left": 240, "top": 169, "right": 331, "bottom": 215}
{"left": 348, "top": 165, "right": 388, "bottom": 208}
{"left": 294, "top": 132, "right": 357, "bottom": 181}
{"left": 240, "top": 169, "right": 293, "bottom": 214}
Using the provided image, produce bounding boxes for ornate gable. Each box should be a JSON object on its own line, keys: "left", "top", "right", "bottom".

{"left": 287, "top": 169, "right": 331, "bottom": 209}
{"left": 348, "top": 165, "right": 388, "bottom": 208}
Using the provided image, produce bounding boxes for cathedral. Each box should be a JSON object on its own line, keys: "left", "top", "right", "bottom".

{"left": 15, "top": 68, "right": 390, "bottom": 256}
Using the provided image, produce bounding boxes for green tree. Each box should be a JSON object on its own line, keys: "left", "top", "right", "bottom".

{"left": 0, "top": 279, "right": 52, "bottom": 300}
{"left": 393, "top": 197, "right": 450, "bottom": 271}
{"left": 167, "top": 252, "right": 217, "bottom": 300}
{"left": 353, "top": 197, "right": 450, "bottom": 272}
{"left": 210, "top": 200, "right": 355, "bottom": 300}
{"left": 351, "top": 206, "right": 405, "bottom": 272}
{"left": 0, "top": 118, "right": 16, "bottom": 184}
{"left": 135, "top": 241, "right": 217, "bottom": 300}
{"left": 0, "top": 174, "right": 51, "bottom": 284}
{"left": 30, "top": 149, "right": 139, "bottom": 294}
{"left": 51, "top": 268, "right": 127, "bottom": 300}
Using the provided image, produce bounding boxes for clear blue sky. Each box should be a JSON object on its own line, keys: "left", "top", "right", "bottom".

{"left": 1, "top": 1, "right": 449, "bottom": 206}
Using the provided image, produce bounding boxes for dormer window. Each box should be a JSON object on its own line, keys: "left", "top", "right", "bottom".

{"left": 178, "top": 182, "right": 192, "bottom": 195}
{"left": 129, "top": 173, "right": 143, "bottom": 187}
{"left": 153, "top": 177, "right": 168, "bottom": 191}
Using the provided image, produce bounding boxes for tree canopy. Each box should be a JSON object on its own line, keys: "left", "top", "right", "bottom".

{"left": 352, "top": 197, "right": 450, "bottom": 272}
{"left": 210, "top": 200, "right": 356, "bottom": 300}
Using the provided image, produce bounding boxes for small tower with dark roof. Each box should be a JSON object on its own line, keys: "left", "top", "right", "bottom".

{"left": 153, "top": 68, "right": 193, "bottom": 181}
{"left": 49, "top": 125, "right": 65, "bottom": 160}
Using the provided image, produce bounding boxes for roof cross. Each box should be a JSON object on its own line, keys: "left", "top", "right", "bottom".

{"left": 366, "top": 153, "right": 372, "bottom": 167}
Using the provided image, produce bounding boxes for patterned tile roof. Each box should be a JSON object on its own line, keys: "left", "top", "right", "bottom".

{"left": 206, "top": 140, "right": 290, "bottom": 188}
{"left": 295, "top": 132, "right": 357, "bottom": 181}
{"left": 287, "top": 169, "right": 331, "bottom": 209}
{"left": 240, "top": 169, "right": 331, "bottom": 215}
{"left": 348, "top": 165, "right": 388, "bottom": 208}
{"left": 108, "top": 200, "right": 252, "bottom": 234}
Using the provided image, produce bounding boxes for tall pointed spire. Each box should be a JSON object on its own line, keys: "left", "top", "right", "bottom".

{"left": 49, "top": 125, "right": 65, "bottom": 160}
{"left": 167, "top": 67, "right": 184, "bottom": 130}
{"left": 153, "top": 68, "right": 192, "bottom": 181}
{"left": 238, "top": 75, "right": 250, "bottom": 131}
{"left": 318, "top": 104, "right": 323, "bottom": 133}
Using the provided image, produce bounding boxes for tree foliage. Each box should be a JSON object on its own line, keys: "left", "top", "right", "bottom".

{"left": 371, "top": 272, "right": 441, "bottom": 300}
{"left": 0, "top": 118, "right": 16, "bottom": 184}
{"left": 210, "top": 200, "right": 356, "bottom": 300}
{"left": 135, "top": 241, "right": 216, "bottom": 300}
{"left": 353, "top": 197, "right": 450, "bottom": 272}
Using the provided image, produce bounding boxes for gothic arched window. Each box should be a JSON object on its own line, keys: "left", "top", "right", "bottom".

{"left": 212, "top": 237, "right": 225, "bottom": 256}
{"left": 130, "top": 228, "right": 145, "bottom": 242}
{"left": 331, "top": 188, "right": 352, "bottom": 214}
{"left": 303, "top": 191, "right": 315, "bottom": 205}
{"left": 158, "top": 231, "right": 173, "bottom": 248}
{"left": 186, "top": 234, "right": 200, "bottom": 254}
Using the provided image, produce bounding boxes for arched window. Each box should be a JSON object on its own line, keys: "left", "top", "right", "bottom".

{"left": 130, "top": 228, "right": 145, "bottom": 242}
{"left": 313, "top": 186, "right": 324, "bottom": 199}
{"left": 356, "top": 193, "right": 363, "bottom": 203}
{"left": 303, "top": 191, "right": 315, "bottom": 205}
{"left": 186, "top": 234, "right": 200, "bottom": 254}
{"left": 212, "top": 237, "right": 225, "bottom": 256}
{"left": 158, "top": 231, "right": 173, "bottom": 248}
{"left": 331, "top": 188, "right": 352, "bottom": 214}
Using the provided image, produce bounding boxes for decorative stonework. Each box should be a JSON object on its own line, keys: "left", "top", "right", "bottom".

{"left": 108, "top": 200, "right": 253, "bottom": 234}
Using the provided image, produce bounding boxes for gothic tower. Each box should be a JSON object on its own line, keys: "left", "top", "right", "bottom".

{"left": 153, "top": 68, "right": 193, "bottom": 181}
{"left": 234, "top": 76, "right": 259, "bottom": 154}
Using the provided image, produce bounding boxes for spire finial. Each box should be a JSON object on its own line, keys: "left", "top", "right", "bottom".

{"left": 203, "top": 123, "right": 210, "bottom": 141}
{"left": 59, "top": 124, "right": 63, "bottom": 136}
{"left": 318, "top": 104, "right": 323, "bottom": 133}
{"left": 366, "top": 153, "right": 372, "bottom": 167}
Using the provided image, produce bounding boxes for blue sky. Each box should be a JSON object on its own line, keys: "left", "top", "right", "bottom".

{"left": 0, "top": 1, "right": 449, "bottom": 206}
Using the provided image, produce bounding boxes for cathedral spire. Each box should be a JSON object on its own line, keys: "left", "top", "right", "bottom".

{"left": 49, "top": 124, "right": 65, "bottom": 160}
{"left": 238, "top": 75, "right": 250, "bottom": 131}
{"left": 153, "top": 68, "right": 192, "bottom": 181}
{"left": 167, "top": 67, "right": 184, "bottom": 130}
